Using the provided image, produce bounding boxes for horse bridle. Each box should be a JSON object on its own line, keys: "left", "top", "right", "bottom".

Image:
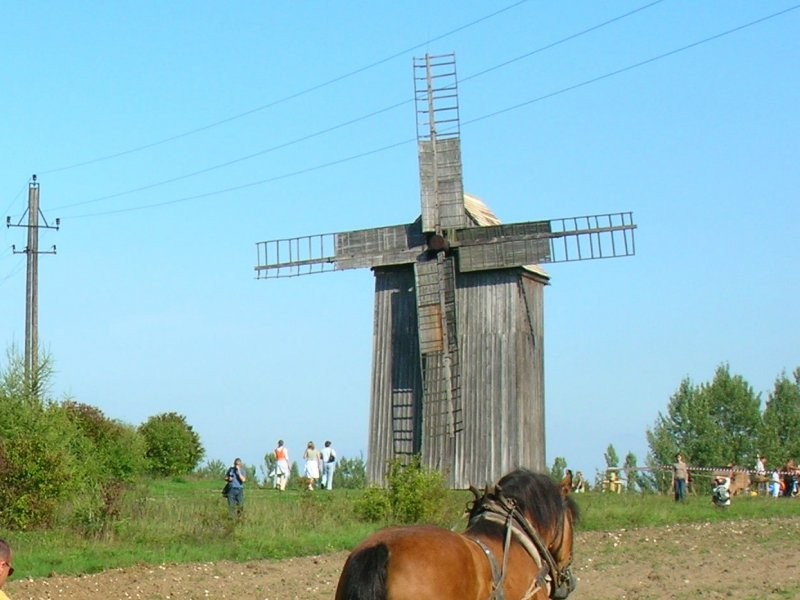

{"left": 468, "top": 491, "right": 576, "bottom": 600}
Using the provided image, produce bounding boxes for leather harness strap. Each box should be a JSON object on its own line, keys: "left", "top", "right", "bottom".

{"left": 467, "top": 493, "right": 574, "bottom": 600}
{"left": 466, "top": 536, "right": 506, "bottom": 600}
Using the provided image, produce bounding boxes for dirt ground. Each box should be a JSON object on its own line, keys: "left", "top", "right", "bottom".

{"left": 7, "top": 517, "right": 800, "bottom": 599}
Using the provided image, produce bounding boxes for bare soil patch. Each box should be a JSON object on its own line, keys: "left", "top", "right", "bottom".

{"left": 8, "top": 517, "right": 800, "bottom": 599}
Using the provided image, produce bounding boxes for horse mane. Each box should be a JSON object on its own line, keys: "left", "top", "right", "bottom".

{"left": 468, "top": 468, "right": 579, "bottom": 535}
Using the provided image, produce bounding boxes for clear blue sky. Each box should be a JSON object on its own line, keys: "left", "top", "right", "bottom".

{"left": 2, "top": 1, "right": 798, "bottom": 482}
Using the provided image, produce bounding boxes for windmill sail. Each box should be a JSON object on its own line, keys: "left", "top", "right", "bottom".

{"left": 457, "top": 212, "right": 636, "bottom": 272}
{"left": 415, "top": 54, "right": 468, "bottom": 233}
{"left": 254, "top": 222, "right": 424, "bottom": 278}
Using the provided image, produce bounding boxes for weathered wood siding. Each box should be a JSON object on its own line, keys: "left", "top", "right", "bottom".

{"left": 367, "top": 267, "right": 422, "bottom": 484}
{"left": 367, "top": 265, "right": 547, "bottom": 488}
{"left": 452, "top": 270, "right": 547, "bottom": 488}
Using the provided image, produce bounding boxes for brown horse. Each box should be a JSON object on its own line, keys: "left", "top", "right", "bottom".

{"left": 334, "top": 468, "right": 578, "bottom": 600}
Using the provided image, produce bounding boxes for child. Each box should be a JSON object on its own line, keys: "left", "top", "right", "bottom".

{"left": 712, "top": 476, "right": 731, "bottom": 507}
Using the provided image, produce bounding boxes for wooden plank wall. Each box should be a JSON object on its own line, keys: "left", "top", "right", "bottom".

{"left": 367, "top": 267, "right": 421, "bottom": 484}
{"left": 367, "top": 266, "right": 548, "bottom": 488}
{"left": 451, "top": 270, "right": 547, "bottom": 488}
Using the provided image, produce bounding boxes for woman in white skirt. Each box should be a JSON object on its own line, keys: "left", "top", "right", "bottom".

{"left": 303, "top": 441, "right": 321, "bottom": 490}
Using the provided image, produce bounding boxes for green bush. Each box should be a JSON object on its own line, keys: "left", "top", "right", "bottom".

{"left": 138, "top": 412, "right": 205, "bottom": 476}
{"left": 64, "top": 402, "right": 148, "bottom": 484}
{"left": 0, "top": 396, "right": 90, "bottom": 529}
{"left": 386, "top": 457, "right": 448, "bottom": 524}
{"left": 353, "top": 485, "right": 392, "bottom": 522}
{"left": 352, "top": 457, "right": 449, "bottom": 525}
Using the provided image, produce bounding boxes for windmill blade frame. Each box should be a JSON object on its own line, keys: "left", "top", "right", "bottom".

{"left": 415, "top": 54, "right": 468, "bottom": 233}
{"left": 255, "top": 222, "right": 425, "bottom": 278}
{"left": 456, "top": 211, "right": 636, "bottom": 272}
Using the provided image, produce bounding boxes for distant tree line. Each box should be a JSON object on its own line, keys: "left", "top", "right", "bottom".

{"left": 6, "top": 347, "right": 800, "bottom": 530}
{"left": 552, "top": 363, "right": 800, "bottom": 493}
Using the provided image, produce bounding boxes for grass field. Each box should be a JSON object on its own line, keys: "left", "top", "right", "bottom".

{"left": 7, "top": 477, "right": 799, "bottom": 580}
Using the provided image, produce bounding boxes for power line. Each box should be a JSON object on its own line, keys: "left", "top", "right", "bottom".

{"left": 460, "top": 0, "right": 666, "bottom": 85}
{"left": 463, "top": 3, "right": 800, "bottom": 128}
{"left": 66, "top": 138, "right": 415, "bottom": 218}
{"left": 36, "top": 0, "right": 530, "bottom": 177}
{"left": 0, "top": 256, "right": 25, "bottom": 288}
{"left": 52, "top": 0, "right": 667, "bottom": 213}
{"left": 52, "top": 100, "right": 411, "bottom": 212}
{"left": 62, "top": 4, "right": 798, "bottom": 220}
{"left": 2, "top": 181, "right": 30, "bottom": 222}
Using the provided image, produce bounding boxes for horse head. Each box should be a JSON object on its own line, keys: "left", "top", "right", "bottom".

{"left": 494, "top": 469, "right": 579, "bottom": 598}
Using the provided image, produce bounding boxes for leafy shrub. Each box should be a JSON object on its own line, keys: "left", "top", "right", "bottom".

{"left": 386, "top": 457, "right": 448, "bottom": 524}
{"left": 353, "top": 485, "right": 392, "bottom": 522}
{"left": 63, "top": 401, "right": 148, "bottom": 483}
{"left": 138, "top": 412, "right": 205, "bottom": 476}
{"left": 353, "top": 457, "right": 448, "bottom": 524}
{"left": 0, "top": 396, "right": 89, "bottom": 529}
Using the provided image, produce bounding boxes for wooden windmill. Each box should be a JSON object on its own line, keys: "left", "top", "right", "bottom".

{"left": 255, "top": 54, "right": 636, "bottom": 488}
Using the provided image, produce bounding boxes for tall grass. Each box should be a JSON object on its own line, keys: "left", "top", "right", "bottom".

{"left": 7, "top": 478, "right": 797, "bottom": 580}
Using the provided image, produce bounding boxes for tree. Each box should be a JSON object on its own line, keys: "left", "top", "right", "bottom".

{"left": 0, "top": 345, "right": 55, "bottom": 401}
{"left": 261, "top": 451, "right": 278, "bottom": 487}
{"left": 604, "top": 444, "right": 619, "bottom": 469}
{"left": 623, "top": 452, "right": 639, "bottom": 493}
{"left": 549, "top": 456, "right": 567, "bottom": 482}
{"left": 138, "top": 412, "right": 205, "bottom": 476}
{"left": 699, "top": 364, "right": 761, "bottom": 466}
{"left": 647, "top": 377, "right": 712, "bottom": 469}
{"left": 759, "top": 369, "right": 800, "bottom": 466}
{"left": 334, "top": 455, "right": 367, "bottom": 489}
{"left": 647, "top": 364, "right": 761, "bottom": 475}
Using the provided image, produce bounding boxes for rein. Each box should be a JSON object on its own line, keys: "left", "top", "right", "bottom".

{"left": 468, "top": 492, "right": 575, "bottom": 600}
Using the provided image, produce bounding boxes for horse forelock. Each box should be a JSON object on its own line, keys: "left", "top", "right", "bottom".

{"left": 468, "top": 470, "right": 577, "bottom": 541}
{"left": 496, "top": 470, "right": 563, "bottom": 530}
{"left": 465, "top": 469, "right": 578, "bottom": 598}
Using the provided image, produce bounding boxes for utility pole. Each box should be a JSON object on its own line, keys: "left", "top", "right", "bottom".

{"left": 6, "top": 175, "right": 60, "bottom": 388}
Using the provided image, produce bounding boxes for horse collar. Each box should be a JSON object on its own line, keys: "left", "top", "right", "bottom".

{"left": 471, "top": 495, "right": 575, "bottom": 600}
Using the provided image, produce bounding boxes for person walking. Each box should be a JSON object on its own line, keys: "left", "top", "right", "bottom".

{"left": 225, "top": 458, "right": 246, "bottom": 519}
{"left": 572, "top": 471, "right": 586, "bottom": 493}
{"left": 672, "top": 453, "right": 689, "bottom": 502}
{"left": 303, "top": 441, "right": 321, "bottom": 490}
{"left": 0, "top": 538, "right": 14, "bottom": 600}
{"left": 274, "top": 440, "right": 290, "bottom": 491}
{"left": 320, "top": 440, "right": 337, "bottom": 490}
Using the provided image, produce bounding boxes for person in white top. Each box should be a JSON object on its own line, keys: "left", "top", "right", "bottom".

{"left": 712, "top": 476, "right": 731, "bottom": 507}
{"left": 320, "top": 440, "right": 337, "bottom": 490}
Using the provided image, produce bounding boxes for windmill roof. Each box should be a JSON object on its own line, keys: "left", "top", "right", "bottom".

{"left": 463, "top": 194, "right": 550, "bottom": 279}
